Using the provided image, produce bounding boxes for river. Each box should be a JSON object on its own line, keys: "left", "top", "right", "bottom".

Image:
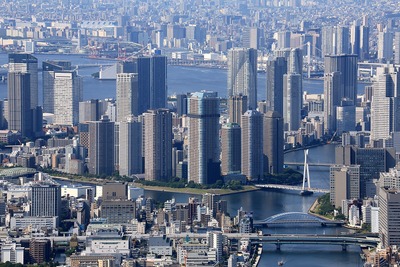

{"left": 55, "top": 144, "right": 361, "bottom": 265}
{"left": 145, "top": 144, "right": 363, "bottom": 267}
{"left": 0, "top": 53, "right": 369, "bottom": 104}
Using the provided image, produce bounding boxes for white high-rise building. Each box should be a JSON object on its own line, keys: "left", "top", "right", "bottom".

{"left": 394, "top": 32, "right": 400, "bottom": 65}
{"left": 276, "top": 31, "right": 291, "bottom": 50}
{"left": 378, "top": 30, "right": 394, "bottom": 62}
{"left": 348, "top": 204, "right": 360, "bottom": 226}
{"left": 42, "top": 61, "right": 72, "bottom": 113}
{"left": 207, "top": 232, "right": 222, "bottom": 263}
{"left": 329, "top": 165, "right": 360, "bottom": 209}
{"left": 371, "top": 66, "right": 400, "bottom": 141}
{"left": 379, "top": 187, "right": 400, "bottom": 247}
{"left": 227, "top": 48, "right": 258, "bottom": 110}
{"left": 371, "top": 206, "right": 379, "bottom": 233}
{"left": 1, "top": 242, "right": 24, "bottom": 264}
{"left": 324, "top": 72, "right": 342, "bottom": 134}
{"left": 378, "top": 165, "right": 400, "bottom": 190}
{"left": 53, "top": 71, "right": 83, "bottom": 125}
{"left": 116, "top": 73, "right": 139, "bottom": 121}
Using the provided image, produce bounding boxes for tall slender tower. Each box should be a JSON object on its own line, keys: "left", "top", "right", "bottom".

{"left": 8, "top": 72, "right": 33, "bottom": 138}
{"left": 360, "top": 25, "right": 370, "bottom": 60}
{"left": 118, "top": 116, "right": 142, "bottom": 177}
{"left": 371, "top": 66, "right": 400, "bottom": 141}
{"left": 176, "top": 94, "right": 188, "bottom": 116}
{"left": 42, "top": 61, "right": 72, "bottom": 113}
{"left": 336, "top": 98, "right": 355, "bottom": 134}
{"left": 277, "top": 31, "right": 291, "bottom": 49}
{"left": 53, "top": 71, "right": 83, "bottom": 125}
{"left": 336, "top": 26, "right": 350, "bottom": 54}
{"left": 241, "top": 110, "right": 263, "bottom": 180}
{"left": 242, "top": 27, "right": 261, "bottom": 49}
{"left": 8, "top": 54, "right": 38, "bottom": 109}
{"left": 350, "top": 22, "right": 361, "bottom": 58}
{"left": 283, "top": 73, "right": 302, "bottom": 131}
{"left": 323, "top": 72, "right": 342, "bottom": 134}
{"left": 88, "top": 116, "right": 115, "bottom": 176}
{"left": 321, "top": 26, "right": 336, "bottom": 56}
{"left": 116, "top": 73, "right": 139, "bottom": 120}
{"left": 144, "top": 109, "right": 172, "bottom": 181}
{"left": 221, "top": 123, "right": 241, "bottom": 175}
{"left": 263, "top": 111, "right": 284, "bottom": 174}
{"left": 395, "top": 32, "right": 400, "bottom": 65}
{"left": 120, "top": 55, "right": 167, "bottom": 115}
{"left": 79, "top": 99, "right": 100, "bottom": 123}
{"left": 288, "top": 48, "right": 303, "bottom": 75}
{"left": 266, "top": 57, "right": 287, "bottom": 116}
{"left": 377, "top": 29, "right": 393, "bottom": 63}
{"left": 324, "top": 54, "right": 357, "bottom": 134}
{"left": 378, "top": 187, "right": 400, "bottom": 248}
{"left": 138, "top": 55, "right": 167, "bottom": 113}
{"left": 151, "top": 55, "right": 168, "bottom": 109}
{"left": 188, "top": 91, "right": 220, "bottom": 184}
{"left": 228, "top": 94, "right": 247, "bottom": 125}
{"left": 227, "top": 48, "right": 258, "bottom": 110}
{"left": 324, "top": 55, "right": 358, "bottom": 101}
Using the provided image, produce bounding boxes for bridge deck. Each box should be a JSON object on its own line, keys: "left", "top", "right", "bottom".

{"left": 284, "top": 161, "right": 331, "bottom": 167}
{"left": 252, "top": 235, "right": 378, "bottom": 247}
{"left": 13, "top": 233, "right": 378, "bottom": 248}
{"left": 255, "top": 184, "right": 329, "bottom": 193}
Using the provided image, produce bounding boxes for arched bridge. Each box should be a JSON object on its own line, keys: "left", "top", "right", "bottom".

{"left": 253, "top": 212, "right": 344, "bottom": 227}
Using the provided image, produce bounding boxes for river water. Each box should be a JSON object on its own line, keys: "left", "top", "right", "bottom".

{"left": 2, "top": 53, "right": 362, "bottom": 265}
{"left": 0, "top": 53, "right": 369, "bottom": 103}
{"left": 56, "top": 144, "right": 362, "bottom": 266}
{"left": 145, "top": 144, "right": 363, "bottom": 267}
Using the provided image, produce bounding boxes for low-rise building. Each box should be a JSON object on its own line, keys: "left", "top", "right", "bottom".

{"left": 1, "top": 241, "right": 24, "bottom": 264}
{"left": 148, "top": 236, "right": 173, "bottom": 256}
{"left": 69, "top": 255, "right": 116, "bottom": 267}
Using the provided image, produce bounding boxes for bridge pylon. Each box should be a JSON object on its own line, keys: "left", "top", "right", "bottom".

{"left": 301, "top": 149, "right": 313, "bottom": 196}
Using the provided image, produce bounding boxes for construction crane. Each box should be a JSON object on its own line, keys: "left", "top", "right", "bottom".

{"left": 118, "top": 43, "right": 149, "bottom": 62}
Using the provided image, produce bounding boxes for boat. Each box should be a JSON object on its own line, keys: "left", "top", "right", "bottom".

{"left": 278, "top": 260, "right": 285, "bottom": 266}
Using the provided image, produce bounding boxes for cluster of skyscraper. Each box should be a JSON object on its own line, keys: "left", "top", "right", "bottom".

{"left": 80, "top": 55, "right": 171, "bottom": 180}
{"left": 226, "top": 48, "right": 285, "bottom": 179}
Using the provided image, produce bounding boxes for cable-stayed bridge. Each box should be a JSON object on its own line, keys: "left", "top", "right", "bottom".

{"left": 255, "top": 184, "right": 329, "bottom": 193}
